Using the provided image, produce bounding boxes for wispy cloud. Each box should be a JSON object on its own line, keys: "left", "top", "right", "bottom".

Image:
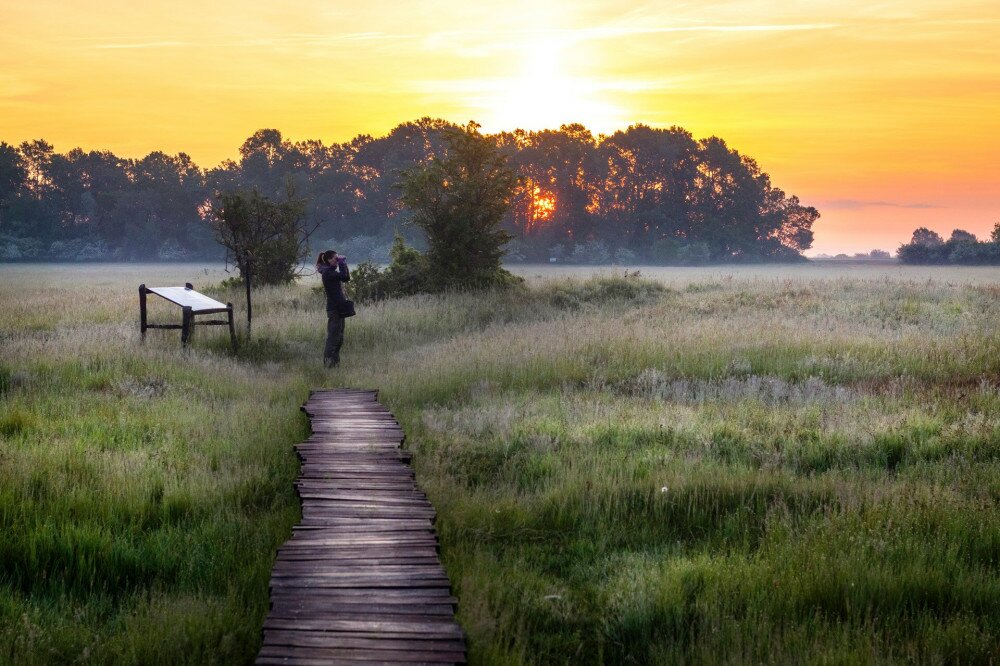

{"left": 413, "top": 77, "right": 671, "bottom": 95}
{"left": 420, "top": 23, "right": 839, "bottom": 55}
{"left": 820, "top": 199, "right": 944, "bottom": 210}
{"left": 94, "top": 41, "right": 189, "bottom": 50}
{"left": 90, "top": 32, "right": 407, "bottom": 50}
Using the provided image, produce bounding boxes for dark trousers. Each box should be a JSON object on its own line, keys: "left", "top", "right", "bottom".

{"left": 324, "top": 310, "right": 345, "bottom": 365}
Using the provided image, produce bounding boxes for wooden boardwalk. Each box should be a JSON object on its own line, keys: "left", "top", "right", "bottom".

{"left": 257, "top": 389, "right": 466, "bottom": 665}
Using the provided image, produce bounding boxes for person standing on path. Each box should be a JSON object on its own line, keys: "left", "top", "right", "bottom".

{"left": 316, "top": 250, "right": 350, "bottom": 368}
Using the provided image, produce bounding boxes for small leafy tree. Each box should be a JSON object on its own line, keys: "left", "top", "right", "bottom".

{"left": 399, "top": 122, "right": 518, "bottom": 290}
{"left": 208, "top": 183, "right": 310, "bottom": 331}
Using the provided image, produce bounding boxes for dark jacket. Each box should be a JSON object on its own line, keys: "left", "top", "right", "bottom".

{"left": 320, "top": 261, "right": 350, "bottom": 312}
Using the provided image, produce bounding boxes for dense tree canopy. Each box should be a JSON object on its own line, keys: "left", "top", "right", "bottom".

{"left": 898, "top": 224, "right": 1000, "bottom": 264}
{"left": 0, "top": 119, "right": 819, "bottom": 264}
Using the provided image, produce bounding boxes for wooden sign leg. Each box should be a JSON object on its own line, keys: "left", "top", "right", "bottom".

{"left": 181, "top": 306, "right": 193, "bottom": 347}
{"left": 227, "top": 303, "right": 237, "bottom": 350}
{"left": 139, "top": 284, "right": 148, "bottom": 342}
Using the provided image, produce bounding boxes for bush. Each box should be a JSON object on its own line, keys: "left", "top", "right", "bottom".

{"left": 650, "top": 237, "right": 680, "bottom": 263}
{"left": 157, "top": 239, "right": 192, "bottom": 261}
{"left": 342, "top": 234, "right": 428, "bottom": 303}
{"left": 676, "top": 242, "right": 711, "bottom": 265}
{"left": 0, "top": 240, "right": 21, "bottom": 260}
{"left": 504, "top": 239, "right": 528, "bottom": 263}
{"left": 543, "top": 274, "right": 667, "bottom": 309}
{"left": 0, "top": 234, "right": 43, "bottom": 261}
{"left": 347, "top": 233, "right": 523, "bottom": 302}
{"left": 346, "top": 261, "right": 387, "bottom": 303}
{"left": 75, "top": 239, "right": 114, "bottom": 261}
{"left": 613, "top": 248, "right": 638, "bottom": 265}
{"left": 570, "top": 240, "right": 610, "bottom": 264}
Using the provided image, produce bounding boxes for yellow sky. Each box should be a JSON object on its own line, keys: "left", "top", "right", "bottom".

{"left": 2, "top": 0, "right": 998, "bottom": 253}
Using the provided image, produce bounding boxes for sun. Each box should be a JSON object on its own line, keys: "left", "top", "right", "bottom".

{"left": 478, "top": 39, "right": 624, "bottom": 133}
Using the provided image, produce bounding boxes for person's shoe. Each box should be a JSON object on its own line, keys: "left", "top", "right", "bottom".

{"left": 323, "top": 357, "right": 334, "bottom": 368}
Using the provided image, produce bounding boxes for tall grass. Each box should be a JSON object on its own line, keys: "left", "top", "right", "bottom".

{"left": 2, "top": 263, "right": 1000, "bottom": 663}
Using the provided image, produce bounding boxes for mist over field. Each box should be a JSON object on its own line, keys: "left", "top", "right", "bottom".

{"left": 3, "top": 262, "right": 1000, "bottom": 663}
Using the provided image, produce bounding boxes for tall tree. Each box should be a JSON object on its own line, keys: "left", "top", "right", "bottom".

{"left": 399, "top": 122, "right": 517, "bottom": 288}
{"left": 0, "top": 142, "right": 26, "bottom": 231}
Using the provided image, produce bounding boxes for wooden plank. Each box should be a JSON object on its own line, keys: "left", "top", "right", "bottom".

{"left": 281, "top": 536, "right": 440, "bottom": 548}
{"left": 269, "top": 575, "right": 451, "bottom": 588}
{"left": 261, "top": 632, "right": 464, "bottom": 652}
{"left": 281, "top": 545, "right": 441, "bottom": 556}
{"left": 263, "top": 617, "right": 465, "bottom": 638}
{"left": 267, "top": 603, "right": 456, "bottom": 617}
{"left": 273, "top": 557, "right": 443, "bottom": 568}
{"left": 297, "top": 493, "right": 428, "bottom": 506}
{"left": 257, "top": 644, "right": 466, "bottom": 663}
{"left": 269, "top": 587, "right": 455, "bottom": 601}
{"left": 289, "top": 530, "right": 436, "bottom": 540}
{"left": 297, "top": 480, "right": 418, "bottom": 488}
{"left": 258, "top": 652, "right": 463, "bottom": 665}
{"left": 292, "top": 519, "right": 433, "bottom": 529}
{"left": 270, "top": 561, "right": 447, "bottom": 572}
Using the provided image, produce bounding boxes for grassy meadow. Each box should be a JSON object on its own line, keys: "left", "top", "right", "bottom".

{"left": 2, "top": 262, "right": 1000, "bottom": 664}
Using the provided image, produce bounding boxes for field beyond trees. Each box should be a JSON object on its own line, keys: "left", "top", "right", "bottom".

{"left": 2, "top": 263, "right": 1000, "bottom": 663}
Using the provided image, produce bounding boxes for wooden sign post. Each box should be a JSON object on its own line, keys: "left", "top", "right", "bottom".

{"left": 139, "top": 283, "right": 237, "bottom": 349}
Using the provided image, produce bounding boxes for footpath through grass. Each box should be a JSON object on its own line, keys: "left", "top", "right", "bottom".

{"left": 2, "top": 263, "right": 1000, "bottom": 663}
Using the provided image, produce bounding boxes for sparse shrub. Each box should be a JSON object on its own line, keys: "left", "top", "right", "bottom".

{"left": 543, "top": 274, "right": 667, "bottom": 309}
{"left": 650, "top": 237, "right": 680, "bottom": 263}
{"left": 613, "top": 247, "right": 637, "bottom": 265}
{"left": 676, "top": 242, "right": 711, "bottom": 265}
{"left": 345, "top": 260, "right": 386, "bottom": 303}
{"left": 570, "top": 239, "right": 611, "bottom": 264}
{"left": 156, "top": 239, "right": 191, "bottom": 261}
{"left": 81, "top": 239, "right": 114, "bottom": 261}
{"left": 0, "top": 239, "right": 21, "bottom": 260}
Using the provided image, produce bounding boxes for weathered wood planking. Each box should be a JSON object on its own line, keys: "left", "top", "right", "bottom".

{"left": 257, "top": 389, "right": 466, "bottom": 665}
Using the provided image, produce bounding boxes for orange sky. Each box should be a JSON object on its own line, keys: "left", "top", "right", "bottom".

{"left": 1, "top": 0, "right": 998, "bottom": 254}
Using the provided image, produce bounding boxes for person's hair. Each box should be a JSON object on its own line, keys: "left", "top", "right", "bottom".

{"left": 316, "top": 249, "right": 337, "bottom": 266}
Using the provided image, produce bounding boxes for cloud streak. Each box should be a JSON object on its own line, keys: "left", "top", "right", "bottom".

{"left": 820, "top": 199, "right": 944, "bottom": 210}
{"left": 94, "top": 41, "right": 189, "bottom": 49}
{"left": 420, "top": 22, "right": 840, "bottom": 55}
{"left": 91, "top": 32, "right": 406, "bottom": 50}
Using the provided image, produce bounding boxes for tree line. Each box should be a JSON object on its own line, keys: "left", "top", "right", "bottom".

{"left": 897, "top": 225, "right": 1000, "bottom": 265}
{"left": 0, "top": 118, "right": 819, "bottom": 264}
